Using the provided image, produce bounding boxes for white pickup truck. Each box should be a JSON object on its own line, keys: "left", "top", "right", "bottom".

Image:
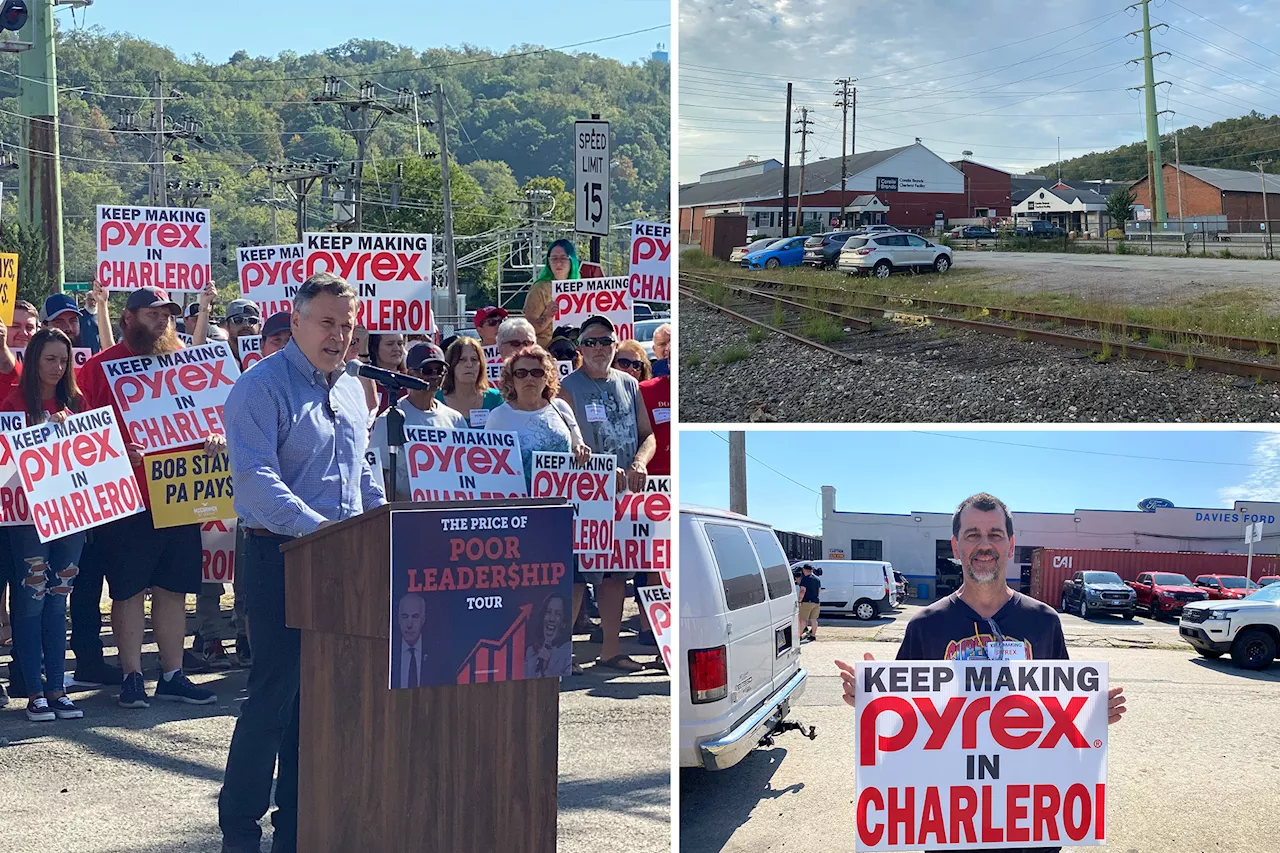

{"left": 1179, "top": 582, "right": 1280, "bottom": 670}
{"left": 679, "top": 505, "right": 815, "bottom": 770}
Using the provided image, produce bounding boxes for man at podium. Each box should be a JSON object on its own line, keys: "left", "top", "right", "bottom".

{"left": 217, "top": 272, "right": 387, "bottom": 853}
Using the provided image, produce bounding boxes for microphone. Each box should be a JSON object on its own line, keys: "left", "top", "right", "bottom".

{"left": 344, "top": 360, "right": 432, "bottom": 392}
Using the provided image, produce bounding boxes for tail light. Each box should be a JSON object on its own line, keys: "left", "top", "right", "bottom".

{"left": 689, "top": 646, "right": 728, "bottom": 704}
{"left": 856, "top": 248, "right": 874, "bottom": 255}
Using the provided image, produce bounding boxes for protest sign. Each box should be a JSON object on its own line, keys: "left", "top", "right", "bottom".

{"left": 484, "top": 344, "right": 503, "bottom": 384}
{"left": 237, "top": 335, "right": 263, "bottom": 371}
{"left": 854, "top": 660, "right": 1109, "bottom": 851}
{"left": 303, "top": 232, "right": 433, "bottom": 333}
{"left": 14, "top": 347, "right": 93, "bottom": 371}
{"left": 237, "top": 243, "right": 304, "bottom": 316}
{"left": 553, "top": 277, "right": 633, "bottom": 344}
{"left": 388, "top": 503, "right": 575, "bottom": 687}
{"left": 629, "top": 221, "right": 671, "bottom": 302}
{"left": 96, "top": 205, "right": 211, "bottom": 292}
{"left": 530, "top": 451, "right": 616, "bottom": 554}
{"left": 177, "top": 332, "right": 194, "bottom": 346}
{"left": 638, "top": 578, "right": 672, "bottom": 671}
{"left": 404, "top": 426, "right": 528, "bottom": 501}
{"left": 146, "top": 448, "right": 234, "bottom": 528}
{"left": 102, "top": 342, "right": 239, "bottom": 453}
{"left": 0, "top": 407, "right": 144, "bottom": 542}
{"left": 579, "top": 475, "right": 671, "bottom": 571}
{"left": 201, "top": 519, "right": 236, "bottom": 583}
{"left": 0, "top": 411, "right": 30, "bottom": 527}
{"left": 0, "top": 252, "right": 17, "bottom": 325}
{"left": 557, "top": 360, "right": 573, "bottom": 381}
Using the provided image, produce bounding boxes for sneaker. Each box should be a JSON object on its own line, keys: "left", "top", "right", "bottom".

{"left": 0, "top": 680, "right": 8, "bottom": 709}
{"left": 183, "top": 648, "right": 212, "bottom": 674}
{"left": 26, "top": 696, "right": 55, "bottom": 722}
{"left": 50, "top": 695, "right": 83, "bottom": 720}
{"left": 72, "top": 659, "right": 123, "bottom": 687}
{"left": 154, "top": 671, "right": 216, "bottom": 705}
{"left": 234, "top": 633, "right": 252, "bottom": 668}
{"left": 202, "top": 640, "right": 233, "bottom": 671}
{"left": 118, "top": 671, "right": 150, "bottom": 708}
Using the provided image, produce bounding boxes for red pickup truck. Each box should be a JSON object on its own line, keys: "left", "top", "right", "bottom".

{"left": 1194, "top": 574, "right": 1260, "bottom": 600}
{"left": 1128, "top": 572, "right": 1210, "bottom": 619}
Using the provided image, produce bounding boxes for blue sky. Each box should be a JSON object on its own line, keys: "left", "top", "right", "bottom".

{"left": 679, "top": 429, "right": 1280, "bottom": 535}
{"left": 679, "top": 0, "right": 1280, "bottom": 180}
{"left": 67, "top": 1, "right": 670, "bottom": 65}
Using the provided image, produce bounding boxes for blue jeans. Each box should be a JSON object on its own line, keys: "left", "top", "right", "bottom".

{"left": 218, "top": 532, "right": 300, "bottom": 852}
{"left": 9, "top": 527, "right": 85, "bottom": 696}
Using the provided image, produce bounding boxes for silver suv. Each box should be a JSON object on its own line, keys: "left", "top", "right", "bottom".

{"left": 837, "top": 232, "right": 954, "bottom": 279}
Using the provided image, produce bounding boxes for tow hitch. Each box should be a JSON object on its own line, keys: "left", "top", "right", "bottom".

{"left": 758, "top": 718, "right": 817, "bottom": 748}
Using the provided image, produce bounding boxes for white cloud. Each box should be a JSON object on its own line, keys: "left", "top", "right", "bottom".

{"left": 1219, "top": 433, "right": 1280, "bottom": 504}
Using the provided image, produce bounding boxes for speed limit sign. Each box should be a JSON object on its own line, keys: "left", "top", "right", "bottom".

{"left": 574, "top": 119, "right": 610, "bottom": 237}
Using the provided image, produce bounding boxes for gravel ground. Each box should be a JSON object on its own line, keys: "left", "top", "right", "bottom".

{"left": 679, "top": 299, "right": 1280, "bottom": 423}
{"left": 959, "top": 251, "right": 1280, "bottom": 309}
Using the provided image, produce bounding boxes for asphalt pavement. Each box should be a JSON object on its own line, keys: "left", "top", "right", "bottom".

{"left": 0, "top": 614, "right": 671, "bottom": 853}
{"left": 680, "top": 611, "right": 1280, "bottom": 853}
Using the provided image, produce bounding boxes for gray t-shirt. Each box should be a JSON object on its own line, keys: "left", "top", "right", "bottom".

{"left": 484, "top": 399, "right": 584, "bottom": 493}
{"left": 560, "top": 368, "right": 640, "bottom": 464}
{"left": 368, "top": 397, "right": 469, "bottom": 500}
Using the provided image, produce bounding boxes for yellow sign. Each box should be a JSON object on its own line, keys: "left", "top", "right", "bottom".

{"left": 145, "top": 448, "right": 234, "bottom": 529}
{"left": 0, "top": 253, "right": 18, "bottom": 326}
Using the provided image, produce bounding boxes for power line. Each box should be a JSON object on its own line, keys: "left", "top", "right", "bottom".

{"left": 708, "top": 431, "right": 822, "bottom": 495}
{"left": 912, "top": 431, "right": 1268, "bottom": 468}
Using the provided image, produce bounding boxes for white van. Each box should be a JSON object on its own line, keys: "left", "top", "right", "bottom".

{"left": 792, "top": 559, "right": 899, "bottom": 621}
{"left": 680, "top": 505, "right": 814, "bottom": 770}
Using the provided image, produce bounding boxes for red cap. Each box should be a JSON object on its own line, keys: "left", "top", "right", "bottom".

{"left": 474, "top": 306, "right": 509, "bottom": 329}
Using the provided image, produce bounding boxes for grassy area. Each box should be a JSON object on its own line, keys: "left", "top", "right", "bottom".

{"left": 801, "top": 312, "right": 847, "bottom": 344}
{"left": 747, "top": 326, "right": 768, "bottom": 343}
{"left": 716, "top": 343, "right": 751, "bottom": 364}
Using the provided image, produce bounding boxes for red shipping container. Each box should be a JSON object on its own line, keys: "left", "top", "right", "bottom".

{"left": 1029, "top": 548, "right": 1280, "bottom": 608}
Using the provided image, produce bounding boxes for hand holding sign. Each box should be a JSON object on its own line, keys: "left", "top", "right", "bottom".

{"left": 837, "top": 654, "right": 878, "bottom": 708}
{"left": 204, "top": 431, "right": 227, "bottom": 457}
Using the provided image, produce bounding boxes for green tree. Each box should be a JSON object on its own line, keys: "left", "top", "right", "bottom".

{"left": 1106, "top": 186, "right": 1136, "bottom": 232}
{"left": 0, "top": 222, "right": 52, "bottom": 305}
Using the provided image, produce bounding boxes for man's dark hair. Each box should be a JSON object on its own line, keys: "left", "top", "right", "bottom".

{"left": 952, "top": 492, "right": 1014, "bottom": 538}
{"left": 800, "top": 563, "right": 813, "bottom": 572}
{"left": 295, "top": 272, "right": 357, "bottom": 318}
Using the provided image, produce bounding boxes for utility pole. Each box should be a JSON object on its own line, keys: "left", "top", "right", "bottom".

{"left": 1253, "top": 158, "right": 1272, "bottom": 257}
{"left": 793, "top": 107, "right": 813, "bottom": 234}
{"left": 435, "top": 85, "right": 459, "bottom": 320}
{"left": 260, "top": 162, "right": 338, "bottom": 243}
{"left": 153, "top": 73, "right": 166, "bottom": 206}
{"left": 834, "top": 77, "right": 856, "bottom": 228}
{"left": 1175, "top": 128, "right": 1184, "bottom": 226}
{"left": 1127, "top": 0, "right": 1170, "bottom": 227}
{"left": 312, "top": 78, "right": 409, "bottom": 232}
{"left": 781, "top": 83, "right": 792, "bottom": 238}
{"left": 728, "top": 431, "right": 747, "bottom": 516}
{"left": 17, "top": 0, "right": 66, "bottom": 289}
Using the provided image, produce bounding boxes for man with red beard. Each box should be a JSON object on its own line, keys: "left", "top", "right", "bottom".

{"left": 78, "top": 286, "right": 227, "bottom": 709}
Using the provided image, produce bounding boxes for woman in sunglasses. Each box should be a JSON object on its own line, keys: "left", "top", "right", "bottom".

{"left": 437, "top": 337, "right": 504, "bottom": 428}
{"left": 486, "top": 345, "right": 591, "bottom": 484}
{"left": 612, "top": 340, "right": 652, "bottom": 383}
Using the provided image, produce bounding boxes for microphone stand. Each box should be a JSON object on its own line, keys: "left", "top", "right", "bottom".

{"left": 385, "top": 399, "right": 406, "bottom": 502}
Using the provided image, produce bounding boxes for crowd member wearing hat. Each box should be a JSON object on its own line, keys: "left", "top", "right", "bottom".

{"left": 43, "top": 292, "right": 97, "bottom": 352}
{"left": 260, "top": 311, "right": 293, "bottom": 358}
{"left": 559, "top": 314, "right": 656, "bottom": 674}
{"left": 368, "top": 342, "right": 468, "bottom": 501}
{"left": 221, "top": 299, "right": 262, "bottom": 364}
{"left": 437, "top": 337, "right": 503, "bottom": 428}
{"left": 548, "top": 325, "right": 581, "bottom": 371}
{"left": 78, "top": 286, "right": 226, "bottom": 709}
{"left": 474, "top": 306, "right": 508, "bottom": 348}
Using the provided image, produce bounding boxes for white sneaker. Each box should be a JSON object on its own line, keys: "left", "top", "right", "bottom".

{"left": 26, "top": 697, "right": 55, "bottom": 722}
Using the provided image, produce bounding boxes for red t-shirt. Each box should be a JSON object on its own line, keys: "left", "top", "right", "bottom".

{"left": 0, "top": 360, "right": 20, "bottom": 396}
{"left": 639, "top": 375, "right": 670, "bottom": 476}
{"left": 0, "top": 388, "right": 64, "bottom": 420}
{"left": 80, "top": 339, "right": 199, "bottom": 510}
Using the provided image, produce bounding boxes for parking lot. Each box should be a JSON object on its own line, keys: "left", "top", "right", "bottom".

{"left": 680, "top": 606, "right": 1280, "bottom": 853}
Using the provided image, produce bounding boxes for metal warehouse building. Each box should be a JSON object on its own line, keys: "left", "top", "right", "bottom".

{"left": 678, "top": 143, "right": 1013, "bottom": 243}
{"left": 819, "top": 485, "right": 1280, "bottom": 599}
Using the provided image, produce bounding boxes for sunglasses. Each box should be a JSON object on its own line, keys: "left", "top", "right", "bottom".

{"left": 413, "top": 364, "right": 447, "bottom": 377}
{"left": 613, "top": 358, "right": 643, "bottom": 370}
{"left": 580, "top": 336, "right": 615, "bottom": 348}
{"left": 986, "top": 618, "right": 1005, "bottom": 660}
{"left": 230, "top": 316, "right": 260, "bottom": 326}
{"left": 482, "top": 317, "right": 503, "bottom": 326}
{"left": 514, "top": 368, "right": 546, "bottom": 379}
{"left": 505, "top": 339, "right": 536, "bottom": 348}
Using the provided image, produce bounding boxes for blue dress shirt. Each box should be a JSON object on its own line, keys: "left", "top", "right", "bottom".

{"left": 225, "top": 339, "right": 386, "bottom": 538}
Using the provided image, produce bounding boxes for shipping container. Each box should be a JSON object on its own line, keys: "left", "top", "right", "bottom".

{"left": 1029, "top": 548, "right": 1280, "bottom": 608}
{"left": 775, "top": 529, "right": 823, "bottom": 563}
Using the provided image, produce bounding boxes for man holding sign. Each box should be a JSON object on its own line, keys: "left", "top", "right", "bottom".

{"left": 78, "top": 286, "right": 227, "bottom": 710}
{"left": 838, "top": 493, "right": 1128, "bottom": 853}
{"left": 218, "top": 272, "right": 385, "bottom": 853}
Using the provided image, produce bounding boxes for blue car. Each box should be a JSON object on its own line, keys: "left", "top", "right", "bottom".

{"left": 741, "top": 235, "right": 807, "bottom": 270}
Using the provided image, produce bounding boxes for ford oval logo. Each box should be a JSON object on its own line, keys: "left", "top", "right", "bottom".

{"left": 1137, "top": 497, "right": 1175, "bottom": 512}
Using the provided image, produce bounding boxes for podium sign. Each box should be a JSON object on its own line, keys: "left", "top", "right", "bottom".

{"left": 389, "top": 503, "right": 574, "bottom": 688}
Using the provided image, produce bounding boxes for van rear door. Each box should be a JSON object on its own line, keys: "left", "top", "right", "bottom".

{"left": 700, "top": 521, "right": 775, "bottom": 722}
{"left": 745, "top": 526, "right": 802, "bottom": 693}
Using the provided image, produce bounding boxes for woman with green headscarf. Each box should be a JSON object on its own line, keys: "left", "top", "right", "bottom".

{"left": 525, "top": 239, "right": 603, "bottom": 349}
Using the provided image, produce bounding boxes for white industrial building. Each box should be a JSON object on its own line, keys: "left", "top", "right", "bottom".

{"left": 819, "top": 485, "right": 1280, "bottom": 598}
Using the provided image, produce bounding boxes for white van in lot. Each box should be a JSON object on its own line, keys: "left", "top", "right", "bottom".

{"left": 792, "top": 559, "right": 899, "bottom": 621}
{"left": 680, "top": 505, "right": 815, "bottom": 770}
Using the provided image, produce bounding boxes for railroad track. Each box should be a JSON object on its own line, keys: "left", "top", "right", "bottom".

{"left": 682, "top": 271, "right": 1280, "bottom": 383}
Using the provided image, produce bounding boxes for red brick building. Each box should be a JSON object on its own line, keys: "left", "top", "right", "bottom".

{"left": 1130, "top": 163, "right": 1280, "bottom": 228}
{"left": 949, "top": 160, "right": 1014, "bottom": 219}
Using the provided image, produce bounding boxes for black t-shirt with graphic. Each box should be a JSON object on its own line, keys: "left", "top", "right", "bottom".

{"left": 896, "top": 590, "right": 1069, "bottom": 853}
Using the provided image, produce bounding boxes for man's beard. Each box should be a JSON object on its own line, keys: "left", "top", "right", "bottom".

{"left": 964, "top": 552, "right": 1005, "bottom": 585}
{"left": 125, "top": 320, "right": 180, "bottom": 354}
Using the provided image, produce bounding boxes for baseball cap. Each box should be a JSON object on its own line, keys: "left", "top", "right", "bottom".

{"left": 580, "top": 315, "right": 615, "bottom": 336}
{"left": 406, "top": 342, "right": 447, "bottom": 369}
{"left": 225, "top": 299, "right": 261, "bottom": 321}
{"left": 184, "top": 302, "right": 202, "bottom": 319}
{"left": 551, "top": 324, "right": 580, "bottom": 343}
{"left": 262, "top": 311, "right": 291, "bottom": 337}
{"left": 44, "top": 293, "right": 79, "bottom": 321}
{"left": 474, "top": 306, "right": 508, "bottom": 329}
{"left": 125, "top": 287, "right": 181, "bottom": 315}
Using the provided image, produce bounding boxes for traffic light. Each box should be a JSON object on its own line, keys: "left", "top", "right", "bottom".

{"left": 0, "top": 1, "right": 27, "bottom": 32}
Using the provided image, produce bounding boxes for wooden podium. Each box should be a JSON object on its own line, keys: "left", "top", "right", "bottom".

{"left": 283, "top": 500, "right": 561, "bottom": 852}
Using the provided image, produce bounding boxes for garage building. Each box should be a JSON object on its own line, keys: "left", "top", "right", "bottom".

{"left": 819, "top": 485, "right": 1280, "bottom": 599}
{"left": 1129, "top": 163, "right": 1280, "bottom": 231}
